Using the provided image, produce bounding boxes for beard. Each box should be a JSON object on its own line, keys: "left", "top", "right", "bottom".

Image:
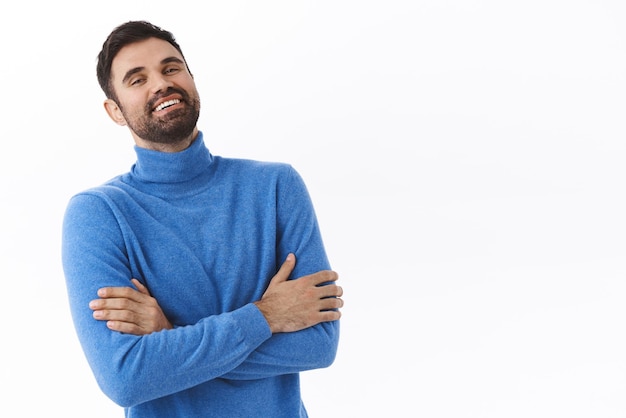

{"left": 119, "top": 87, "right": 200, "bottom": 145}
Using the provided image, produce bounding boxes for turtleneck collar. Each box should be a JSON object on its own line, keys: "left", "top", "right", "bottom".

{"left": 130, "top": 131, "right": 213, "bottom": 184}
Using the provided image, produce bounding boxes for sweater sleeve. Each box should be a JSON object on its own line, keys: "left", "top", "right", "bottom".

{"left": 62, "top": 192, "right": 272, "bottom": 407}
{"left": 222, "top": 165, "right": 340, "bottom": 380}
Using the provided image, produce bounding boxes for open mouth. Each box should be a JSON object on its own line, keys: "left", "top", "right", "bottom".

{"left": 154, "top": 99, "right": 181, "bottom": 112}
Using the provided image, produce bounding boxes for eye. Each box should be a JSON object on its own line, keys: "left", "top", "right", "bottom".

{"left": 129, "top": 77, "right": 145, "bottom": 86}
{"left": 164, "top": 66, "right": 181, "bottom": 75}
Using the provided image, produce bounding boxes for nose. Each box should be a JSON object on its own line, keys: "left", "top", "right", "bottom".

{"left": 150, "top": 74, "right": 174, "bottom": 94}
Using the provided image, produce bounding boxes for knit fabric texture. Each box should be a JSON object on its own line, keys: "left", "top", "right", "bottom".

{"left": 62, "top": 132, "right": 339, "bottom": 417}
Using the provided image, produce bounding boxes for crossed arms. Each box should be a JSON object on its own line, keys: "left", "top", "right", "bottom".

{"left": 63, "top": 164, "right": 342, "bottom": 406}
{"left": 90, "top": 253, "right": 343, "bottom": 336}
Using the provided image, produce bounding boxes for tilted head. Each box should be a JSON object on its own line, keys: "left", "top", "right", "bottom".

{"left": 97, "top": 20, "right": 192, "bottom": 101}
{"left": 97, "top": 21, "right": 201, "bottom": 151}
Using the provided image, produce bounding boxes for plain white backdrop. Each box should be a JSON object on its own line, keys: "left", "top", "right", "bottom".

{"left": 2, "top": 1, "right": 626, "bottom": 416}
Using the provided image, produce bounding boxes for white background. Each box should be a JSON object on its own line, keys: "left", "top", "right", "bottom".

{"left": 1, "top": 1, "right": 626, "bottom": 417}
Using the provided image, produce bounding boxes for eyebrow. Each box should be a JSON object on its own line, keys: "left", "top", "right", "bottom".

{"left": 121, "top": 56, "right": 186, "bottom": 84}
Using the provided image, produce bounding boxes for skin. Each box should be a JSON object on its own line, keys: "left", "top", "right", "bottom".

{"left": 90, "top": 38, "right": 343, "bottom": 335}
{"left": 90, "top": 278, "right": 173, "bottom": 334}
{"left": 103, "top": 38, "right": 200, "bottom": 153}
{"left": 253, "top": 254, "right": 343, "bottom": 333}
{"left": 91, "top": 254, "right": 343, "bottom": 334}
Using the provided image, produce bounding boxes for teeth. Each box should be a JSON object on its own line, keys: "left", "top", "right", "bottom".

{"left": 155, "top": 99, "right": 180, "bottom": 112}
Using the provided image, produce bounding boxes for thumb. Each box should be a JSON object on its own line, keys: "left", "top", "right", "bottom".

{"left": 270, "top": 253, "right": 296, "bottom": 284}
{"left": 131, "top": 278, "right": 151, "bottom": 296}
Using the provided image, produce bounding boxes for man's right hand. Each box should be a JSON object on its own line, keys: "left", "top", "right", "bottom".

{"left": 89, "top": 279, "right": 173, "bottom": 334}
{"left": 254, "top": 253, "right": 343, "bottom": 333}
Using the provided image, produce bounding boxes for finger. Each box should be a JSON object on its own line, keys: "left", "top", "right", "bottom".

{"left": 89, "top": 297, "right": 132, "bottom": 311}
{"left": 317, "top": 309, "right": 342, "bottom": 323}
{"left": 106, "top": 320, "right": 142, "bottom": 335}
{"left": 97, "top": 285, "right": 146, "bottom": 301}
{"left": 270, "top": 253, "right": 296, "bottom": 285}
{"left": 318, "top": 296, "right": 344, "bottom": 311}
{"left": 310, "top": 270, "right": 339, "bottom": 286}
{"left": 89, "top": 298, "right": 103, "bottom": 310}
{"left": 131, "top": 278, "right": 151, "bottom": 296}
{"left": 90, "top": 296, "right": 141, "bottom": 312}
{"left": 317, "top": 284, "right": 343, "bottom": 299}
{"left": 93, "top": 307, "right": 137, "bottom": 322}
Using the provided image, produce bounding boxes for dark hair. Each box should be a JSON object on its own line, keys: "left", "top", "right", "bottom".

{"left": 96, "top": 21, "right": 191, "bottom": 99}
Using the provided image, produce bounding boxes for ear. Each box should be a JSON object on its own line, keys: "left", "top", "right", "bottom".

{"left": 104, "top": 99, "right": 127, "bottom": 126}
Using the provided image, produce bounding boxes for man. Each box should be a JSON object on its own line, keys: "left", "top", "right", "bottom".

{"left": 62, "top": 20, "right": 343, "bottom": 418}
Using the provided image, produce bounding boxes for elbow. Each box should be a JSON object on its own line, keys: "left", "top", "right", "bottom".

{"left": 317, "top": 349, "right": 337, "bottom": 369}
{"left": 320, "top": 337, "right": 339, "bottom": 368}
{"left": 84, "top": 336, "right": 158, "bottom": 407}
{"left": 314, "top": 319, "right": 340, "bottom": 368}
{"left": 92, "top": 361, "right": 154, "bottom": 408}
{"left": 96, "top": 377, "right": 144, "bottom": 408}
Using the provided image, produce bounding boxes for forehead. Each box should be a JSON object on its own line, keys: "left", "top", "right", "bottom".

{"left": 111, "top": 37, "right": 184, "bottom": 81}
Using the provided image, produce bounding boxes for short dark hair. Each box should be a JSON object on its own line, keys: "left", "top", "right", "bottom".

{"left": 96, "top": 21, "right": 191, "bottom": 99}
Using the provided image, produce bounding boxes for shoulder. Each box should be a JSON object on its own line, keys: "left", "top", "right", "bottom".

{"left": 214, "top": 156, "right": 300, "bottom": 182}
{"left": 216, "top": 156, "right": 293, "bottom": 172}
{"left": 65, "top": 175, "right": 130, "bottom": 215}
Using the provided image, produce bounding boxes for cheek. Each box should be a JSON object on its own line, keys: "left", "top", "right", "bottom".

{"left": 122, "top": 97, "right": 150, "bottom": 116}
{"left": 180, "top": 78, "right": 199, "bottom": 97}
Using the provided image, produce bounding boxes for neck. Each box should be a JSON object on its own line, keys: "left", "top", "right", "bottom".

{"left": 132, "top": 127, "right": 200, "bottom": 153}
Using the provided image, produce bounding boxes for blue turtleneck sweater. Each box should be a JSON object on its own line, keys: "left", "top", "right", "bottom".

{"left": 62, "top": 132, "right": 339, "bottom": 418}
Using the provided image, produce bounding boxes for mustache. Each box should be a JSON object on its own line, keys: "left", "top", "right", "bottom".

{"left": 147, "top": 87, "right": 189, "bottom": 110}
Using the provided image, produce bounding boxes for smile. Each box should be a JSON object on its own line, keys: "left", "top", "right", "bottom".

{"left": 154, "top": 99, "right": 181, "bottom": 112}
